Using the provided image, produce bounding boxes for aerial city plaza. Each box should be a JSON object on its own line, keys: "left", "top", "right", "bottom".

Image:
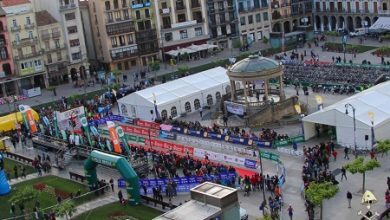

{"left": 1, "top": 0, "right": 390, "bottom": 220}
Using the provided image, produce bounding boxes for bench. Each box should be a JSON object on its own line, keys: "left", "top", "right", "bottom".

{"left": 5, "top": 152, "right": 34, "bottom": 165}
{"left": 69, "top": 171, "right": 86, "bottom": 183}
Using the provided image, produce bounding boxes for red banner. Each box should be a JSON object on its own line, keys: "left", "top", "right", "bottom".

{"left": 121, "top": 125, "right": 157, "bottom": 137}
{"left": 144, "top": 138, "right": 192, "bottom": 156}
{"left": 26, "top": 109, "right": 38, "bottom": 133}
{"left": 136, "top": 120, "right": 160, "bottom": 130}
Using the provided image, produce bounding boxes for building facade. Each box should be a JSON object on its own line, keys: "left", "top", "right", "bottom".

{"left": 313, "top": 0, "right": 383, "bottom": 32}
{"left": 154, "top": 0, "right": 209, "bottom": 56}
{"left": 0, "top": 7, "right": 15, "bottom": 96}
{"left": 132, "top": 0, "right": 159, "bottom": 67}
{"left": 32, "top": 0, "right": 89, "bottom": 81}
{"left": 36, "top": 10, "right": 69, "bottom": 85}
{"left": 237, "top": 0, "right": 271, "bottom": 45}
{"left": 270, "top": 0, "right": 312, "bottom": 33}
{"left": 3, "top": 0, "right": 47, "bottom": 93}
{"left": 79, "top": 0, "right": 97, "bottom": 64}
{"left": 207, "top": 0, "right": 239, "bottom": 48}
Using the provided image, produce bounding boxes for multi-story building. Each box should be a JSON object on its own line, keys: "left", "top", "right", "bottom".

{"left": 313, "top": 0, "right": 383, "bottom": 32}
{"left": 36, "top": 10, "right": 69, "bottom": 85}
{"left": 0, "top": 7, "right": 16, "bottom": 96}
{"left": 154, "top": 0, "right": 209, "bottom": 56}
{"left": 237, "top": 0, "right": 271, "bottom": 44}
{"left": 79, "top": 0, "right": 97, "bottom": 64}
{"left": 88, "top": 0, "right": 138, "bottom": 72}
{"left": 270, "top": 0, "right": 312, "bottom": 33}
{"left": 32, "top": 0, "right": 89, "bottom": 81}
{"left": 132, "top": 0, "right": 159, "bottom": 67}
{"left": 3, "top": 0, "right": 47, "bottom": 92}
{"left": 206, "top": 0, "right": 239, "bottom": 48}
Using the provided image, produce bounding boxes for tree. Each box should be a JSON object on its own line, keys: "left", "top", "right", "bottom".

{"left": 9, "top": 186, "right": 40, "bottom": 204}
{"left": 53, "top": 201, "right": 76, "bottom": 220}
{"left": 262, "top": 36, "right": 269, "bottom": 45}
{"left": 376, "top": 140, "right": 390, "bottom": 157}
{"left": 344, "top": 157, "right": 380, "bottom": 192}
{"left": 305, "top": 181, "right": 339, "bottom": 220}
{"left": 177, "top": 65, "right": 189, "bottom": 76}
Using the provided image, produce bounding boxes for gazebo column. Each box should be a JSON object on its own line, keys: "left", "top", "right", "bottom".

{"left": 230, "top": 80, "right": 236, "bottom": 101}
{"left": 243, "top": 81, "right": 249, "bottom": 105}
{"left": 264, "top": 79, "right": 269, "bottom": 98}
{"left": 279, "top": 75, "right": 286, "bottom": 100}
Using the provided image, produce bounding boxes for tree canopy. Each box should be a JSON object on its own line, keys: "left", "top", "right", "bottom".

{"left": 376, "top": 140, "right": 390, "bottom": 155}
{"left": 344, "top": 157, "right": 380, "bottom": 174}
{"left": 53, "top": 201, "right": 76, "bottom": 219}
{"left": 305, "top": 182, "right": 339, "bottom": 206}
{"left": 9, "top": 186, "right": 40, "bottom": 204}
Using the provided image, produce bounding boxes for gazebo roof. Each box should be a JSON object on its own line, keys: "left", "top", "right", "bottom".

{"left": 229, "top": 55, "right": 280, "bottom": 73}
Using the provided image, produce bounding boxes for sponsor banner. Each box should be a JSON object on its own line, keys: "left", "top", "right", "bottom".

{"left": 26, "top": 109, "right": 38, "bottom": 133}
{"left": 136, "top": 120, "right": 160, "bottom": 130}
{"left": 193, "top": 148, "right": 246, "bottom": 167}
{"left": 121, "top": 125, "right": 158, "bottom": 137}
{"left": 159, "top": 130, "right": 177, "bottom": 140}
{"left": 274, "top": 135, "right": 305, "bottom": 147}
{"left": 55, "top": 106, "right": 85, "bottom": 122}
{"left": 107, "top": 121, "right": 122, "bottom": 153}
{"left": 244, "top": 159, "right": 258, "bottom": 169}
{"left": 225, "top": 101, "right": 245, "bottom": 116}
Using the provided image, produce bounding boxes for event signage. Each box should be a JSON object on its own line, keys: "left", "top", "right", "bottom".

{"left": 136, "top": 120, "right": 160, "bottom": 130}
{"left": 107, "top": 121, "right": 122, "bottom": 154}
{"left": 118, "top": 178, "right": 126, "bottom": 189}
{"left": 274, "top": 135, "right": 305, "bottom": 147}
{"left": 244, "top": 159, "right": 258, "bottom": 169}
{"left": 91, "top": 157, "right": 116, "bottom": 167}
{"left": 225, "top": 101, "right": 245, "bottom": 116}
{"left": 159, "top": 130, "right": 177, "bottom": 140}
{"left": 260, "top": 151, "right": 280, "bottom": 162}
{"left": 121, "top": 125, "right": 158, "bottom": 137}
{"left": 56, "top": 106, "right": 85, "bottom": 122}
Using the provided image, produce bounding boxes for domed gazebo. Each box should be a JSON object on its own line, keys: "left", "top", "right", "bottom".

{"left": 227, "top": 55, "right": 285, "bottom": 107}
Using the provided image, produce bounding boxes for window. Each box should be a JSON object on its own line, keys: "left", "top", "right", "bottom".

{"left": 136, "top": 11, "right": 141, "bottom": 19}
{"left": 65, "top": 12, "right": 76, "bottom": 20}
{"left": 44, "top": 41, "right": 50, "bottom": 49}
{"left": 57, "top": 51, "right": 62, "bottom": 61}
{"left": 3, "top": 63, "right": 11, "bottom": 76}
{"left": 26, "top": 17, "right": 31, "bottom": 25}
{"left": 127, "top": 34, "right": 134, "bottom": 44}
{"left": 178, "top": 14, "right": 186, "bottom": 22}
{"left": 47, "top": 54, "right": 52, "bottom": 64}
{"left": 114, "top": 11, "right": 121, "bottom": 20}
{"left": 263, "top": 12, "right": 268, "bottom": 21}
{"left": 248, "top": 15, "right": 253, "bottom": 24}
{"left": 105, "top": 1, "right": 110, "bottom": 10}
{"left": 122, "top": 0, "right": 127, "bottom": 7}
{"left": 107, "top": 12, "right": 113, "bottom": 22}
{"left": 0, "top": 48, "right": 8, "bottom": 60}
{"left": 257, "top": 31, "right": 263, "bottom": 40}
{"left": 55, "top": 39, "right": 60, "bottom": 48}
{"left": 195, "top": 27, "right": 203, "bottom": 36}
{"left": 240, "top": 16, "right": 246, "bottom": 26}
{"left": 12, "top": 19, "right": 17, "bottom": 27}
{"left": 124, "top": 61, "right": 129, "bottom": 70}
{"left": 180, "top": 30, "right": 188, "bottom": 39}
{"left": 207, "top": 94, "right": 213, "bottom": 106}
{"left": 117, "top": 62, "right": 122, "bottom": 70}
{"left": 194, "top": 99, "right": 201, "bottom": 110}
{"left": 171, "top": 106, "right": 177, "bottom": 118}
{"left": 71, "top": 52, "right": 81, "bottom": 60}
{"left": 145, "top": 9, "right": 150, "bottom": 18}
{"left": 15, "top": 33, "right": 20, "bottom": 42}
{"left": 164, "top": 32, "right": 172, "bottom": 41}
{"left": 67, "top": 26, "right": 78, "bottom": 34}
{"left": 111, "top": 37, "right": 118, "bottom": 47}
{"left": 216, "top": 92, "right": 221, "bottom": 102}
{"left": 161, "top": 110, "right": 167, "bottom": 120}
{"left": 185, "top": 102, "right": 191, "bottom": 112}
{"left": 69, "top": 39, "right": 80, "bottom": 47}
{"left": 113, "top": 0, "right": 119, "bottom": 9}
{"left": 34, "top": 60, "right": 42, "bottom": 67}
{"left": 123, "top": 9, "right": 129, "bottom": 19}
{"left": 28, "top": 31, "right": 33, "bottom": 39}
{"left": 256, "top": 13, "right": 261, "bottom": 23}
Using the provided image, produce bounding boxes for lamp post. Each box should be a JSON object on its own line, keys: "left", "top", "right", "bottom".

{"left": 342, "top": 35, "right": 347, "bottom": 63}
{"left": 345, "top": 103, "right": 357, "bottom": 158}
{"left": 258, "top": 149, "right": 268, "bottom": 216}
{"left": 368, "top": 112, "right": 375, "bottom": 149}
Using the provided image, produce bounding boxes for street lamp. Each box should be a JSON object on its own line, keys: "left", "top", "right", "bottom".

{"left": 367, "top": 112, "right": 375, "bottom": 149}
{"left": 258, "top": 149, "right": 268, "bottom": 216}
{"left": 342, "top": 35, "right": 347, "bottom": 63}
{"left": 345, "top": 103, "right": 357, "bottom": 158}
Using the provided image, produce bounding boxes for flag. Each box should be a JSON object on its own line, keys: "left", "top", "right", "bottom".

{"left": 107, "top": 121, "right": 122, "bottom": 153}
{"left": 19, "top": 105, "right": 37, "bottom": 133}
{"left": 53, "top": 114, "right": 60, "bottom": 138}
{"left": 116, "top": 126, "right": 130, "bottom": 156}
{"left": 79, "top": 115, "right": 92, "bottom": 146}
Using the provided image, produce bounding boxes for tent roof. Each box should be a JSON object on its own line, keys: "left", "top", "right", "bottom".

{"left": 303, "top": 80, "right": 390, "bottom": 127}
{"left": 369, "top": 17, "right": 390, "bottom": 32}
{"left": 118, "top": 66, "right": 229, "bottom": 106}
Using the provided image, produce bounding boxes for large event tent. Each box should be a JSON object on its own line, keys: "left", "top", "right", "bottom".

{"left": 118, "top": 67, "right": 230, "bottom": 120}
{"left": 303, "top": 81, "right": 390, "bottom": 149}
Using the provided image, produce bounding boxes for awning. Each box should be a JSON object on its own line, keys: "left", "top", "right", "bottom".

{"left": 165, "top": 50, "right": 179, "bottom": 57}
{"left": 199, "top": 44, "right": 219, "bottom": 50}
{"left": 369, "top": 17, "right": 390, "bottom": 33}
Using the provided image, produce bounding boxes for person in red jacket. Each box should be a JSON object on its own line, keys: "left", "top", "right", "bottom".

{"left": 332, "top": 150, "right": 338, "bottom": 161}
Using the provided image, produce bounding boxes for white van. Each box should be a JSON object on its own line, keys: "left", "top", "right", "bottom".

{"left": 349, "top": 28, "right": 366, "bottom": 37}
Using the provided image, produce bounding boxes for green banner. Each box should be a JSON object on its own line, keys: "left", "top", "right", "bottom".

{"left": 98, "top": 128, "right": 145, "bottom": 144}
{"left": 274, "top": 135, "right": 305, "bottom": 147}
{"left": 260, "top": 151, "right": 280, "bottom": 162}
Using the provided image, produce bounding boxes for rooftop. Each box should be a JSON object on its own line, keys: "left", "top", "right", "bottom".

{"left": 191, "top": 182, "right": 237, "bottom": 199}
{"left": 36, "top": 10, "right": 58, "bottom": 26}
{"left": 153, "top": 200, "right": 221, "bottom": 220}
{"left": 229, "top": 55, "right": 280, "bottom": 73}
{"left": 2, "top": 0, "right": 30, "bottom": 7}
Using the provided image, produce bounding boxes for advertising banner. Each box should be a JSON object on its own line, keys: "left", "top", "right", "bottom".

{"left": 121, "top": 125, "right": 158, "bottom": 137}
{"left": 225, "top": 101, "right": 246, "bottom": 116}
{"left": 136, "top": 120, "right": 160, "bottom": 130}
{"left": 107, "top": 121, "right": 122, "bottom": 153}
{"left": 159, "top": 130, "right": 177, "bottom": 140}
{"left": 244, "top": 159, "right": 258, "bottom": 169}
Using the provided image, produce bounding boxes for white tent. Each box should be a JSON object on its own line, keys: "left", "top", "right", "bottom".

{"left": 303, "top": 81, "right": 390, "bottom": 149}
{"left": 369, "top": 17, "right": 390, "bottom": 33}
{"left": 118, "top": 67, "right": 229, "bottom": 120}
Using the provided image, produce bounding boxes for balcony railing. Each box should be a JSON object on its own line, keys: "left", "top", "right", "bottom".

{"left": 176, "top": 3, "right": 186, "bottom": 10}
{"left": 59, "top": 3, "right": 77, "bottom": 11}
{"left": 111, "top": 49, "right": 138, "bottom": 60}
{"left": 14, "top": 51, "right": 42, "bottom": 61}
{"left": 135, "top": 29, "right": 157, "bottom": 43}
{"left": 43, "top": 44, "right": 67, "bottom": 53}
{"left": 10, "top": 25, "right": 21, "bottom": 32}
{"left": 52, "top": 32, "right": 61, "bottom": 38}
{"left": 106, "top": 22, "right": 135, "bottom": 36}
{"left": 41, "top": 33, "right": 51, "bottom": 40}
{"left": 191, "top": 1, "right": 201, "bottom": 8}
{"left": 12, "top": 37, "right": 38, "bottom": 47}
{"left": 106, "top": 16, "right": 131, "bottom": 24}
{"left": 24, "top": 23, "right": 34, "bottom": 29}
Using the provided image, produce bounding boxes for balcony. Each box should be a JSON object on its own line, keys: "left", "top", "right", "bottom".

{"left": 176, "top": 3, "right": 186, "bottom": 11}
{"left": 106, "top": 22, "right": 135, "bottom": 36}
{"left": 14, "top": 51, "right": 42, "bottom": 61}
{"left": 52, "top": 32, "right": 61, "bottom": 38}
{"left": 106, "top": 16, "right": 131, "bottom": 24}
{"left": 59, "top": 3, "right": 77, "bottom": 11}
{"left": 43, "top": 44, "right": 67, "bottom": 53}
{"left": 12, "top": 37, "right": 39, "bottom": 47}
{"left": 160, "top": 7, "right": 171, "bottom": 15}
{"left": 0, "top": 40, "right": 7, "bottom": 47}
{"left": 191, "top": 0, "right": 201, "bottom": 8}
{"left": 111, "top": 46, "right": 138, "bottom": 60}
{"left": 10, "top": 25, "right": 21, "bottom": 32}
{"left": 24, "top": 23, "right": 34, "bottom": 30}
{"left": 41, "top": 33, "right": 51, "bottom": 40}
{"left": 136, "top": 29, "right": 157, "bottom": 43}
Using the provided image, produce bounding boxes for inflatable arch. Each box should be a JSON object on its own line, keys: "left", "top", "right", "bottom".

{"left": 84, "top": 150, "right": 140, "bottom": 205}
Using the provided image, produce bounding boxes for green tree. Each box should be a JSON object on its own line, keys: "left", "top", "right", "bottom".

{"left": 177, "top": 65, "right": 189, "bottom": 76}
{"left": 9, "top": 186, "right": 40, "bottom": 204}
{"left": 305, "top": 182, "right": 339, "bottom": 220}
{"left": 344, "top": 157, "right": 380, "bottom": 192}
{"left": 262, "top": 36, "right": 269, "bottom": 44}
{"left": 376, "top": 140, "right": 390, "bottom": 157}
{"left": 148, "top": 60, "right": 160, "bottom": 71}
{"left": 53, "top": 201, "right": 76, "bottom": 220}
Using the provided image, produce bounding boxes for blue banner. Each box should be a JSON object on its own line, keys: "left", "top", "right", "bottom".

{"left": 118, "top": 178, "right": 126, "bottom": 188}
{"left": 159, "top": 130, "right": 177, "bottom": 140}
{"left": 244, "top": 159, "right": 257, "bottom": 169}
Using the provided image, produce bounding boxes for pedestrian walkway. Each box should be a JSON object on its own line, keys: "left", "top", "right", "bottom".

{"left": 9, "top": 172, "right": 48, "bottom": 186}
{"left": 64, "top": 193, "right": 117, "bottom": 219}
